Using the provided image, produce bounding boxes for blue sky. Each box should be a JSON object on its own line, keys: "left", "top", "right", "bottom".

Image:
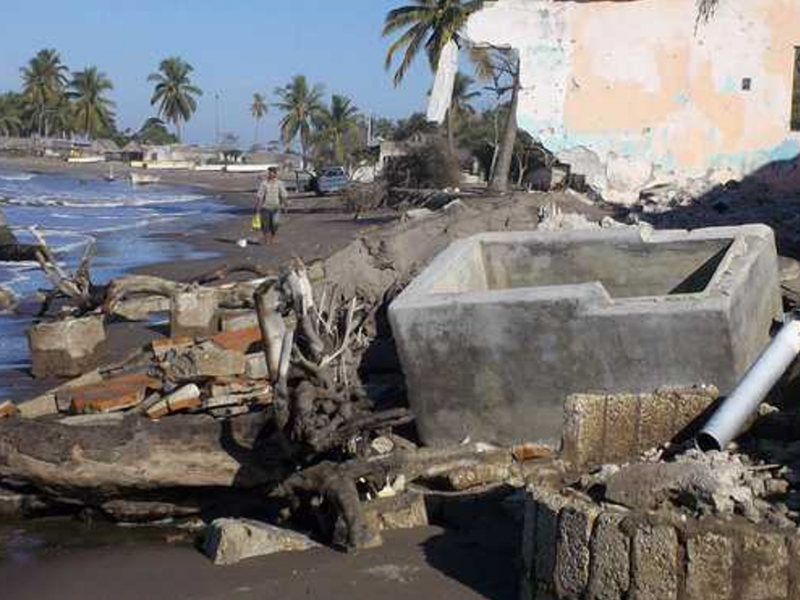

{"left": 0, "top": 0, "right": 444, "bottom": 145}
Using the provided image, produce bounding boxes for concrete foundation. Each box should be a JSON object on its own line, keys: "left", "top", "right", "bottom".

{"left": 389, "top": 225, "right": 781, "bottom": 447}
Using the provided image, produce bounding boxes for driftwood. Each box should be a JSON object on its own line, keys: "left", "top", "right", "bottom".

{"left": 0, "top": 412, "right": 286, "bottom": 519}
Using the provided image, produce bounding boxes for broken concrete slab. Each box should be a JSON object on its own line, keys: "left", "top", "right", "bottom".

{"left": 210, "top": 326, "right": 263, "bottom": 354}
{"left": 16, "top": 370, "right": 105, "bottom": 419}
{"left": 151, "top": 336, "right": 194, "bottom": 359}
{"left": 161, "top": 341, "right": 247, "bottom": 380}
{"left": 203, "top": 518, "right": 319, "bottom": 566}
{"left": 28, "top": 315, "right": 107, "bottom": 378}
{"left": 170, "top": 289, "right": 219, "bottom": 339}
{"left": 245, "top": 353, "right": 269, "bottom": 380}
{"left": 220, "top": 310, "right": 260, "bottom": 333}
{"left": 390, "top": 226, "right": 781, "bottom": 446}
{"left": 58, "top": 413, "right": 127, "bottom": 427}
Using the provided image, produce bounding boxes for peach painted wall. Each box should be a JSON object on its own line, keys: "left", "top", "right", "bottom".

{"left": 466, "top": 0, "right": 800, "bottom": 196}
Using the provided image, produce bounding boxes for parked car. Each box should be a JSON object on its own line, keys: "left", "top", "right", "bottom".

{"left": 315, "top": 166, "right": 350, "bottom": 196}
{"left": 284, "top": 169, "right": 317, "bottom": 194}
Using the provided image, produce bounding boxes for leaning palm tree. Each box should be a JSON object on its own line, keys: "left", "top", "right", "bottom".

{"left": 69, "top": 67, "right": 115, "bottom": 139}
{"left": 383, "top": 0, "right": 484, "bottom": 87}
{"left": 20, "top": 49, "right": 69, "bottom": 137}
{"left": 317, "top": 94, "right": 360, "bottom": 165}
{"left": 250, "top": 93, "right": 268, "bottom": 147}
{"left": 273, "top": 75, "right": 326, "bottom": 168}
{"left": 148, "top": 57, "right": 203, "bottom": 142}
{"left": 0, "top": 94, "right": 23, "bottom": 137}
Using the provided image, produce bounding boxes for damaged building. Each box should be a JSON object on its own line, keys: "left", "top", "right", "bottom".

{"left": 446, "top": 0, "right": 800, "bottom": 203}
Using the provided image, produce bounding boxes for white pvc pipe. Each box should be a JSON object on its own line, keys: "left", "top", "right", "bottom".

{"left": 698, "top": 319, "right": 800, "bottom": 451}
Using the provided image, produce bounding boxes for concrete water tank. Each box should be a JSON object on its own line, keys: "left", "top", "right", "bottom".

{"left": 389, "top": 226, "right": 782, "bottom": 447}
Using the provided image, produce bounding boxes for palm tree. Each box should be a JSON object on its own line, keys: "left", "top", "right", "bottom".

{"left": 383, "top": 0, "right": 484, "bottom": 87}
{"left": 317, "top": 94, "right": 360, "bottom": 165}
{"left": 20, "top": 49, "right": 69, "bottom": 137}
{"left": 0, "top": 94, "right": 23, "bottom": 137}
{"left": 250, "top": 93, "right": 268, "bottom": 147}
{"left": 69, "top": 67, "right": 115, "bottom": 139}
{"left": 446, "top": 72, "right": 479, "bottom": 153}
{"left": 273, "top": 75, "right": 325, "bottom": 168}
{"left": 148, "top": 57, "right": 203, "bottom": 142}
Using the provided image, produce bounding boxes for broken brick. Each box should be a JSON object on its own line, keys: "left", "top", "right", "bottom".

{"left": 0, "top": 401, "right": 18, "bottom": 419}
{"left": 64, "top": 373, "right": 161, "bottom": 414}
{"left": 211, "top": 327, "right": 263, "bottom": 354}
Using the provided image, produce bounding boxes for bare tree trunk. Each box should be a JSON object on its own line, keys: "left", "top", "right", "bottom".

{"left": 488, "top": 62, "right": 521, "bottom": 195}
{"left": 447, "top": 108, "right": 455, "bottom": 155}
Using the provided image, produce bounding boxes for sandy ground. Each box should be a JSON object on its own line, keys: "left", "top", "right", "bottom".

{"left": 0, "top": 156, "right": 531, "bottom": 600}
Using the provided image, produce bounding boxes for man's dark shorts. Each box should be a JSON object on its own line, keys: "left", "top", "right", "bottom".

{"left": 260, "top": 208, "right": 280, "bottom": 235}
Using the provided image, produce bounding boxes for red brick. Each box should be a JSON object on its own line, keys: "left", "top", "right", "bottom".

{"left": 64, "top": 373, "right": 161, "bottom": 414}
{"left": 210, "top": 327, "right": 263, "bottom": 353}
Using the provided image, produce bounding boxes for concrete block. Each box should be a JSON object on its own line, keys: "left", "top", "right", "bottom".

{"left": 28, "top": 315, "right": 107, "bottom": 378}
{"left": 563, "top": 394, "right": 606, "bottom": 468}
{"left": 191, "top": 342, "right": 247, "bottom": 378}
{"left": 555, "top": 501, "right": 600, "bottom": 598}
{"left": 630, "top": 522, "right": 679, "bottom": 600}
{"left": 390, "top": 227, "right": 780, "bottom": 446}
{"left": 220, "top": 310, "right": 260, "bottom": 332}
{"left": 364, "top": 492, "right": 429, "bottom": 532}
{"left": 738, "top": 531, "right": 789, "bottom": 600}
{"left": 245, "top": 353, "right": 269, "bottom": 380}
{"left": 602, "top": 394, "right": 638, "bottom": 463}
{"left": 685, "top": 532, "right": 734, "bottom": 600}
{"left": 532, "top": 489, "right": 568, "bottom": 588}
{"left": 204, "top": 518, "right": 319, "bottom": 566}
{"left": 171, "top": 289, "right": 219, "bottom": 339}
{"left": 588, "top": 512, "right": 630, "bottom": 600}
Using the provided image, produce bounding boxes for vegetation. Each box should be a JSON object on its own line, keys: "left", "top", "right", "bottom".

{"left": 316, "top": 94, "right": 360, "bottom": 165}
{"left": 382, "top": 0, "right": 484, "bottom": 86}
{"left": 250, "top": 93, "right": 268, "bottom": 147}
{"left": 20, "top": 49, "right": 70, "bottom": 137}
{"left": 69, "top": 67, "right": 115, "bottom": 139}
{"left": 0, "top": 93, "right": 23, "bottom": 137}
{"left": 148, "top": 57, "right": 203, "bottom": 141}
{"left": 134, "top": 117, "right": 178, "bottom": 145}
{"left": 273, "top": 75, "right": 326, "bottom": 168}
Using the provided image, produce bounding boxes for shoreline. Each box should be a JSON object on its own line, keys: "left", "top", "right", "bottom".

{"left": 0, "top": 155, "right": 396, "bottom": 402}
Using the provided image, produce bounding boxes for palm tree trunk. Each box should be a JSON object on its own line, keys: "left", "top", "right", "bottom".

{"left": 447, "top": 108, "right": 455, "bottom": 155}
{"left": 488, "top": 63, "right": 520, "bottom": 195}
{"left": 254, "top": 119, "right": 260, "bottom": 147}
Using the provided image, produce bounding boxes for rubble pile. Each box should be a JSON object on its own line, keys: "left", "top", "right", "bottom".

{"left": 577, "top": 448, "right": 797, "bottom": 529}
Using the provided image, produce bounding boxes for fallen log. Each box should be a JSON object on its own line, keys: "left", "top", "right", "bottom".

{"left": 0, "top": 411, "right": 287, "bottom": 519}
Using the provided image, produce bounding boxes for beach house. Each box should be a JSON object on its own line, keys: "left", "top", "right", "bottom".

{"left": 448, "top": 0, "right": 800, "bottom": 202}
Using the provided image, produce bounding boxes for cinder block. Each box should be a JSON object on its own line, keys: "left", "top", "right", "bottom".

{"left": 171, "top": 289, "right": 219, "bottom": 338}
{"left": 603, "top": 394, "right": 638, "bottom": 463}
{"left": 28, "top": 315, "right": 107, "bottom": 378}
{"left": 738, "top": 531, "right": 789, "bottom": 600}
{"left": 685, "top": 532, "right": 734, "bottom": 600}
{"left": 630, "top": 522, "right": 679, "bottom": 600}
{"left": 532, "top": 489, "right": 568, "bottom": 589}
{"left": 588, "top": 512, "right": 631, "bottom": 600}
{"left": 555, "top": 501, "right": 601, "bottom": 598}
{"left": 562, "top": 394, "right": 606, "bottom": 468}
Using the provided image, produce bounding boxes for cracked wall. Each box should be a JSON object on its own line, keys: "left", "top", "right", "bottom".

{"left": 466, "top": 0, "right": 800, "bottom": 203}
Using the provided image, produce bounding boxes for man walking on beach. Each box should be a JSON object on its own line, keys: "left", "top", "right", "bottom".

{"left": 255, "top": 167, "right": 287, "bottom": 245}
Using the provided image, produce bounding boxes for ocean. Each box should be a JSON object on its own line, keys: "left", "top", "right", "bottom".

{"left": 0, "top": 168, "right": 227, "bottom": 395}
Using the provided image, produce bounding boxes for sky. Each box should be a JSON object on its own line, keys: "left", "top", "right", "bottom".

{"left": 0, "top": 0, "right": 444, "bottom": 146}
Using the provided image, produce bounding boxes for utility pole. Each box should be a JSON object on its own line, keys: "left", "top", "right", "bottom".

{"left": 214, "top": 92, "right": 221, "bottom": 147}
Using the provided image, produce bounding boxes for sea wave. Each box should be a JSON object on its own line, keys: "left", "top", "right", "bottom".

{"left": 0, "top": 193, "right": 207, "bottom": 209}
{"left": 0, "top": 173, "right": 36, "bottom": 182}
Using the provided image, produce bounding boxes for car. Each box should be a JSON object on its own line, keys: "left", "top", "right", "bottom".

{"left": 315, "top": 167, "right": 350, "bottom": 196}
{"left": 284, "top": 169, "right": 316, "bottom": 194}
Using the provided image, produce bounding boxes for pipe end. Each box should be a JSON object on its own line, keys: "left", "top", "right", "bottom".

{"left": 696, "top": 432, "right": 723, "bottom": 453}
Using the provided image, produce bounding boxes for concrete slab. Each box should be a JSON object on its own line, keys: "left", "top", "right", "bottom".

{"left": 389, "top": 226, "right": 781, "bottom": 446}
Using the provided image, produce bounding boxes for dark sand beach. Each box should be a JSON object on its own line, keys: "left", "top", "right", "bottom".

{"left": 0, "top": 156, "right": 521, "bottom": 600}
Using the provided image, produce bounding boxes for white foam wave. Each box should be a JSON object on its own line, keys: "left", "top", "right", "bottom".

{"left": 0, "top": 173, "right": 35, "bottom": 182}
{"left": 0, "top": 193, "right": 206, "bottom": 209}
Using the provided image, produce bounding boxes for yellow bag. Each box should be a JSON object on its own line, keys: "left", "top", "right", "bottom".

{"left": 251, "top": 213, "right": 261, "bottom": 231}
